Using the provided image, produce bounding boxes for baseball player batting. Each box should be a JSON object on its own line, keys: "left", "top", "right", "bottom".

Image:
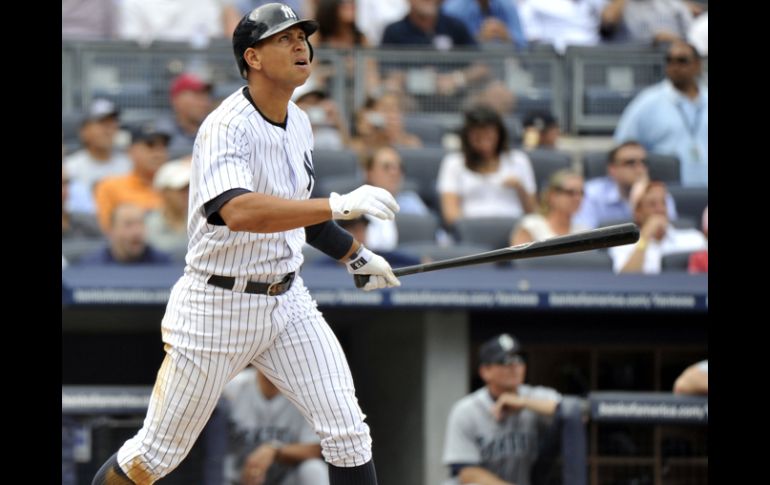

{"left": 92, "top": 4, "right": 398, "bottom": 484}
{"left": 443, "top": 334, "right": 562, "bottom": 485}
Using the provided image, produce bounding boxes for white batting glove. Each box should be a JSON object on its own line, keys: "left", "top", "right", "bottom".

{"left": 329, "top": 184, "right": 400, "bottom": 221}
{"left": 346, "top": 246, "right": 401, "bottom": 291}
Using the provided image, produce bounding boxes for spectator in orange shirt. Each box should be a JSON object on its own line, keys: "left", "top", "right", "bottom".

{"left": 94, "top": 121, "right": 170, "bottom": 232}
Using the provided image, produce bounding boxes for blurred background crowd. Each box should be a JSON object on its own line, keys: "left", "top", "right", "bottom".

{"left": 62, "top": 0, "right": 708, "bottom": 275}
{"left": 62, "top": 2, "right": 708, "bottom": 484}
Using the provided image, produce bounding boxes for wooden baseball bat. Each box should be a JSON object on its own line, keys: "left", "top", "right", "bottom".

{"left": 354, "top": 223, "right": 639, "bottom": 288}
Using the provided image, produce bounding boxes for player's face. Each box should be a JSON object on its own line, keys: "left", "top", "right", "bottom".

{"left": 481, "top": 360, "right": 526, "bottom": 393}
{"left": 257, "top": 27, "right": 312, "bottom": 86}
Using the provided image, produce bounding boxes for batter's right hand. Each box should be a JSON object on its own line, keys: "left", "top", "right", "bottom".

{"left": 329, "top": 184, "right": 400, "bottom": 221}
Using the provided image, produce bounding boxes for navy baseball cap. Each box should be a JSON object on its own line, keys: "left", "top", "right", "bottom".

{"left": 522, "top": 111, "right": 557, "bottom": 130}
{"left": 128, "top": 121, "right": 171, "bottom": 145}
{"left": 479, "top": 334, "right": 524, "bottom": 365}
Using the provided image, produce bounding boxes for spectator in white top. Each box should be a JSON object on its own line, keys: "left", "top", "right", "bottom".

{"left": 62, "top": 0, "right": 116, "bottom": 40}
{"left": 118, "top": 0, "right": 241, "bottom": 46}
{"left": 609, "top": 180, "right": 706, "bottom": 274}
{"left": 64, "top": 98, "right": 131, "bottom": 213}
{"left": 224, "top": 1, "right": 309, "bottom": 36}
{"left": 600, "top": 0, "right": 694, "bottom": 45}
{"left": 437, "top": 105, "right": 536, "bottom": 228}
{"left": 510, "top": 169, "right": 588, "bottom": 245}
{"left": 688, "top": 11, "right": 707, "bottom": 55}
{"left": 518, "top": 0, "right": 615, "bottom": 53}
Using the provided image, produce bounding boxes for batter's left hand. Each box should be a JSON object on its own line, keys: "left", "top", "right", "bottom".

{"left": 346, "top": 246, "right": 401, "bottom": 291}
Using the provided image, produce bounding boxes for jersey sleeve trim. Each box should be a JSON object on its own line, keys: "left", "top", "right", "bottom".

{"left": 204, "top": 188, "right": 252, "bottom": 225}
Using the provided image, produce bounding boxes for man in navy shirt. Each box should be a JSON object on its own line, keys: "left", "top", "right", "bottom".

{"left": 382, "top": 0, "right": 475, "bottom": 49}
{"left": 78, "top": 203, "right": 172, "bottom": 265}
{"left": 381, "top": 0, "right": 487, "bottom": 110}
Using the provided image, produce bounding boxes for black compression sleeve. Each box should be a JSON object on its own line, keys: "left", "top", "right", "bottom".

{"left": 305, "top": 220, "right": 354, "bottom": 260}
{"left": 203, "top": 188, "right": 252, "bottom": 225}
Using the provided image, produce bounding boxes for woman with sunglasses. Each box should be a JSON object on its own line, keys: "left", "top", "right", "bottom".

{"left": 510, "top": 169, "right": 588, "bottom": 245}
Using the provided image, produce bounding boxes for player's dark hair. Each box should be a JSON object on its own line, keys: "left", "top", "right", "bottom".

{"left": 460, "top": 105, "right": 509, "bottom": 171}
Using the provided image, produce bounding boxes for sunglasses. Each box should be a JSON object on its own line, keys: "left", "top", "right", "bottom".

{"left": 666, "top": 55, "right": 694, "bottom": 65}
{"left": 616, "top": 157, "right": 648, "bottom": 167}
{"left": 554, "top": 187, "right": 584, "bottom": 197}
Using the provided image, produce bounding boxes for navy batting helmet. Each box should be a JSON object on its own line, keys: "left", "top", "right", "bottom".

{"left": 233, "top": 3, "right": 319, "bottom": 79}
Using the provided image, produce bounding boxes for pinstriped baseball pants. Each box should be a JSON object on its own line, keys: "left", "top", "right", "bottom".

{"left": 116, "top": 271, "right": 372, "bottom": 484}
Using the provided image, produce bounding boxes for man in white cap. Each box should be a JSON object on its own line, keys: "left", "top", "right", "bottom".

{"left": 145, "top": 158, "right": 192, "bottom": 260}
{"left": 64, "top": 98, "right": 131, "bottom": 212}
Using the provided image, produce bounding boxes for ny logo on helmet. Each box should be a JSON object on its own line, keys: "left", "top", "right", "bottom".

{"left": 281, "top": 5, "right": 297, "bottom": 20}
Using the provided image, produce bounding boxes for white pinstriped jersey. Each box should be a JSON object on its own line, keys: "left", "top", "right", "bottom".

{"left": 186, "top": 87, "right": 316, "bottom": 279}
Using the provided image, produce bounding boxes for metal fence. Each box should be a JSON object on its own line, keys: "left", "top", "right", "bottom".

{"left": 62, "top": 41, "right": 706, "bottom": 135}
{"left": 566, "top": 45, "right": 665, "bottom": 133}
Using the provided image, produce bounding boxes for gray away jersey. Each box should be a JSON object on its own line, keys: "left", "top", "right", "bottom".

{"left": 442, "top": 385, "right": 562, "bottom": 485}
{"left": 186, "top": 88, "right": 316, "bottom": 279}
{"left": 222, "top": 368, "right": 320, "bottom": 485}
